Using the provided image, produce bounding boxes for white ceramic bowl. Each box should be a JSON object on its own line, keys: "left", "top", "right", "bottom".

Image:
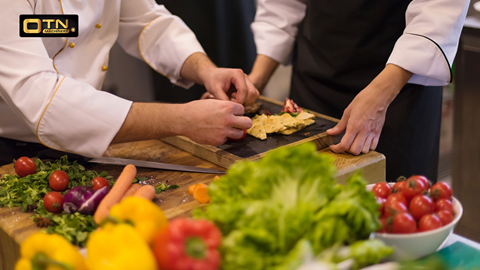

{"left": 366, "top": 183, "right": 463, "bottom": 261}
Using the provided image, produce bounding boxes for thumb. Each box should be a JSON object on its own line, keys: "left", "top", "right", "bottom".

{"left": 327, "top": 117, "right": 347, "bottom": 136}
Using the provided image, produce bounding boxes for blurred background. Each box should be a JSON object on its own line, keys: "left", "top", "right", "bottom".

{"left": 102, "top": 1, "right": 480, "bottom": 242}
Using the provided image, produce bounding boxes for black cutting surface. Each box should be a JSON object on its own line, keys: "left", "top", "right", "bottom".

{"left": 216, "top": 100, "right": 337, "bottom": 158}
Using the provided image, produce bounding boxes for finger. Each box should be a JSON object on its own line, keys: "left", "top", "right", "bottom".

{"left": 243, "top": 75, "right": 260, "bottom": 106}
{"left": 362, "top": 133, "right": 376, "bottom": 154}
{"left": 225, "top": 128, "right": 245, "bottom": 140}
{"left": 211, "top": 83, "right": 230, "bottom": 101}
{"left": 327, "top": 114, "right": 348, "bottom": 136}
{"left": 346, "top": 128, "right": 370, "bottom": 155}
{"left": 230, "top": 115, "right": 253, "bottom": 130}
{"left": 329, "top": 128, "right": 357, "bottom": 153}
{"left": 370, "top": 134, "right": 380, "bottom": 151}
{"left": 229, "top": 102, "right": 246, "bottom": 116}
{"left": 200, "top": 92, "right": 214, "bottom": 100}
{"left": 230, "top": 70, "right": 248, "bottom": 104}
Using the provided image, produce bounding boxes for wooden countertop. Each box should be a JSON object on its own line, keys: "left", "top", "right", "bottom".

{"left": 0, "top": 139, "right": 385, "bottom": 270}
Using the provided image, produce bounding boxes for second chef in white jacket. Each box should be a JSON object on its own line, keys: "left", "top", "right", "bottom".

{"left": 0, "top": 0, "right": 259, "bottom": 163}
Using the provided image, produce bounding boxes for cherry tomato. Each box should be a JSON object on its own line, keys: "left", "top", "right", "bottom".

{"left": 49, "top": 170, "right": 69, "bottom": 192}
{"left": 392, "top": 181, "right": 407, "bottom": 194}
{"left": 409, "top": 195, "right": 434, "bottom": 220}
{"left": 407, "top": 175, "right": 430, "bottom": 190}
{"left": 392, "top": 212, "right": 417, "bottom": 234}
{"left": 91, "top": 177, "right": 110, "bottom": 191}
{"left": 43, "top": 191, "right": 64, "bottom": 213}
{"left": 436, "top": 210, "right": 454, "bottom": 226}
{"left": 431, "top": 182, "right": 453, "bottom": 201}
{"left": 14, "top": 157, "right": 37, "bottom": 177}
{"left": 377, "top": 217, "right": 389, "bottom": 233}
{"left": 403, "top": 178, "right": 426, "bottom": 202}
{"left": 418, "top": 214, "right": 443, "bottom": 232}
{"left": 376, "top": 197, "right": 386, "bottom": 215}
{"left": 386, "top": 192, "right": 407, "bottom": 207}
{"left": 384, "top": 201, "right": 408, "bottom": 218}
{"left": 372, "top": 182, "right": 391, "bottom": 199}
{"left": 227, "top": 129, "right": 247, "bottom": 141}
{"left": 435, "top": 199, "right": 454, "bottom": 215}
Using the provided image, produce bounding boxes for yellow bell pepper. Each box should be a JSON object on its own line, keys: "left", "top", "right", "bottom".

{"left": 86, "top": 223, "right": 157, "bottom": 270}
{"left": 15, "top": 232, "right": 87, "bottom": 270}
{"left": 107, "top": 196, "right": 168, "bottom": 243}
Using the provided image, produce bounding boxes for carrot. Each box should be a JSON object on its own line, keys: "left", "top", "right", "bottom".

{"left": 121, "top": 183, "right": 142, "bottom": 201}
{"left": 193, "top": 183, "right": 210, "bottom": 204}
{"left": 94, "top": 164, "right": 137, "bottom": 224}
{"left": 133, "top": 185, "right": 156, "bottom": 201}
{"left": 213, "top": 176, "right": 220, "bottom": 181}
{"left": 188, "top": 184, "right": 199, "bottom": 195}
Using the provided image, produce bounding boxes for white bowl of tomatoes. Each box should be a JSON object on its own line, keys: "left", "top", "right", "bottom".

{"left": 368, "top": 176, "right": 463, "bottom": 261}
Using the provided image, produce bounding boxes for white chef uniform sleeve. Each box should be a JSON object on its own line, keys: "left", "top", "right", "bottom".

{"left": 251, "top": 0, "right": 307, "bottom": 64}
{"left": 387, "top": 0, "right": 469, "bottom": 86}
{"left": 117, "top": 0, "right": 205, "bottom": 88}
{"left": 0, "top": 0, "right": 132, "bottom": 158}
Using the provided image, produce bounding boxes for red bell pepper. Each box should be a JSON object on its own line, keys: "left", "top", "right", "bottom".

{"left": 152, "top": 218, "right": 222, "bottom": 270}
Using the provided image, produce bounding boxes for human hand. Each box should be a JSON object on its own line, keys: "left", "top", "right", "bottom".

{"left": 326, "top": 64, "right": 412, "bottom": 155}
{"left": 177, "top": 99, "right": 252, "bottom": 145}
{"left": 326, "top": 89, "right": 387, "bottom": 155}
{"left": 202, "top": 68, "right": 259, "bottom": 106}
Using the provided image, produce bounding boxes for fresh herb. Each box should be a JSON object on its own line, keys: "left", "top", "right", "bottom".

{"left": 33, "top": 200, "right": 98, "bottom": 247}
{"left": 155, "top": 182, "right": 179, "bottom": 194}
{"left": 1, "top": 156, "right": 111, "bottom": 246}
{"left": 1, "top": 156, "right": 110, "bottom": 211}
{"left": 278, "top": 111, "right": 299, "bottom": 117}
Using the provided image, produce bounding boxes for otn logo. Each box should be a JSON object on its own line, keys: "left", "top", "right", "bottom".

{"left": 20, "top": 15, "right": 78, "bottom": 37}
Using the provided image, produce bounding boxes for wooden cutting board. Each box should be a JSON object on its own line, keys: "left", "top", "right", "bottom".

{"left": 162, "top": 96, "right": 342, "bottom": 168}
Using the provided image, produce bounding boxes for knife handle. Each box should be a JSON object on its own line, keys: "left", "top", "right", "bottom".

{"left": 37, "top": 149, "right": 92, "bottom": 164}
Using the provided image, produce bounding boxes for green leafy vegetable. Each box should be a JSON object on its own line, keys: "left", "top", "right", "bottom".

{"left": 155, "top": 182, "right": 179, "bottom": 194}
{"left": 0, "top": 156, "right": 108, "bottom": 210}
{"left": 193, "top": 143, "right": 383, "bottom": 270}
{"left": 33, "top": 200, "right": 97, "bottom": 247}
{"left": 1, "top": 156, "right": 111, "bottom": 246}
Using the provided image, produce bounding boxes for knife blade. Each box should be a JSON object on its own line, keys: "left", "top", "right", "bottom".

{"left": 37, "top": 150, "right": 226, "bottom": 174}
{"left": 89, "top": 157, "right": 226, "bottom": 174}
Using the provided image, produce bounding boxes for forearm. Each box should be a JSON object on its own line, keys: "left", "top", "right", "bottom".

{"left": 111, "top": 102, "right": 183, "bottom": 144}
{"left": 179, "top": 52, "right": 217, "bottom": 86}
{"left": 368, "top": 64, "right": 413, "bottom": 106}
{"left": 249, "top": 54, "right": 279, "bottom": 92}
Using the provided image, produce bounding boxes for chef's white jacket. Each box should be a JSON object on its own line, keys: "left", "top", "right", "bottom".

{"left": 251, "top": 0, "right": 470, "bottom": 86}
{"left": 0, "top": 0, "right": 204, "bottom": 157}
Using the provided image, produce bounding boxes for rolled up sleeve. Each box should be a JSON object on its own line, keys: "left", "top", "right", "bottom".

{"left": 0, "top": 0, "right": 132, "bottom": 158}
{"left": 117, "top": 0, "right": 205, "bottom": 88}
{"left": 387, "top": 0, "right": 469, "bottom": 86}
{"left": 251, "top": 0, "right": 307, "bottom": 64}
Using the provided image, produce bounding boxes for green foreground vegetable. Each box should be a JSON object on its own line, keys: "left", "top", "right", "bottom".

{"left": 0, "top": 156, "right": 110, "bottom": 246}
{"left": 194, "top": 143, "right": 390, "bottom": 270}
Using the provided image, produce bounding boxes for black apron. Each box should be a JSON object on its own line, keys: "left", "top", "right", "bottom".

{"left": 290, "top": 0, "right": 442, "bottom": 182}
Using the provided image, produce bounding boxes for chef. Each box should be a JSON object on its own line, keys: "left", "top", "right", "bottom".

{"left": 0, "top": 0, "right": 259, "bottom": 165}
{"left": 248, "top": 0, "right": 469, "bottom": 182}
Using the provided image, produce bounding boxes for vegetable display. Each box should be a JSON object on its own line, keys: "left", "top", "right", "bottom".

{"left": 15, "top": 232, "right": 88, "bottom": 270}
{"left": 63, "top": 186, "right": 109, "bottom": 215}
{"left": 373, "top": 176, "right": 455, "bottom": 233}
{"left": 152, "top": 218, "right": 222, "bottom": 270}
{"left": 86, "top": 224, "right": 158, "bottom": 270}
{"left": 193, "top": 143, "right": 387, "bottom": 269}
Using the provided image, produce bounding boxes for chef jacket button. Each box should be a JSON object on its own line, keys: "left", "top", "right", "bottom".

{"left": 102, "top": 65, "right": 108, "bottom": 71}
{"left": 96, "top": 23, "right": 102, "bottom": 29}
{"left": 69, "top": 42, "right": 75, "bottom": 48}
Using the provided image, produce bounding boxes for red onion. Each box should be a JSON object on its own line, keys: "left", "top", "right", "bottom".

{"left": 63, "top": 185, "right": 108, "bottom": 215}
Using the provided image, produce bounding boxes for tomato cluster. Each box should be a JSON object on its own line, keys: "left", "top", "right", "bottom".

{"left": 372, "top": 175, "right": 454, "bottom": 234}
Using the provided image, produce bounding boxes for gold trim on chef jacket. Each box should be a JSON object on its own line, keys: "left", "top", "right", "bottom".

{"left": 138, "top": 17, "right": 170, "bottom": 80}
{"left": 35, "top": 77, "right": 66, "bottom": 150}
{"left": 102, "top": 66, "right": 108, "bottom": 71}
{"left": 96, "top": 23, "right": 102, "bottom": 29}
{"left": 69, "top": 42, "right": 75, "bottom": 48}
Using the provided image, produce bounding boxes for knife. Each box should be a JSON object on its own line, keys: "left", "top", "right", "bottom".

{"left": 37, "top": 150, "right": 226, "bottom": 174}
